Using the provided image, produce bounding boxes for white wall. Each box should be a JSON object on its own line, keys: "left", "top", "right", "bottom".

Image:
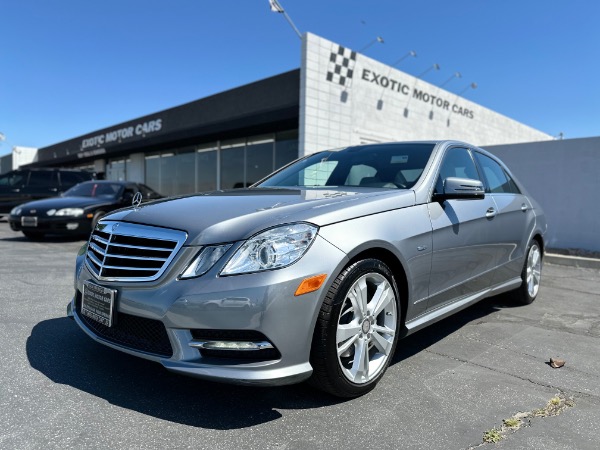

{"left": 300, "top": 33, "right": 552, "bottom": 156}
{"left": 486, "top": 137, "right": 600, "bottom": 252}
{"left": 12, "top": 146, "right": 38, "bottom": 169}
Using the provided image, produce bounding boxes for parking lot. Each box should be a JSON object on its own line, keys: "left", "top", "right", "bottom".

{"left": 1, "top": 220, "right": 599, "bottom": 449}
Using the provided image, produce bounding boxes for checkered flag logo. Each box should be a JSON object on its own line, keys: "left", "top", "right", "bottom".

{"left": 326, "top": 45, "right": 357, "bottom": 88}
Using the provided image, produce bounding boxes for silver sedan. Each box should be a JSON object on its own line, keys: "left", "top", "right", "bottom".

{"left": 68, "top": 141, "right": 546, "bottom": 397}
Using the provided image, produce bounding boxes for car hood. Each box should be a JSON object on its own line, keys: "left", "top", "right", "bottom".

{"left": 16, "top": 196, "right": 116, "bottom": 213}
{"left": 104, "top": 187, "right": 416, "bottom": 245}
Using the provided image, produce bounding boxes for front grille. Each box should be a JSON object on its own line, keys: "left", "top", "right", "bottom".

{"left": 76, "top": 295, "right": 173, "bottom": 357}
{"left": 86, "top": 221, "right": 187, "bottom": 282}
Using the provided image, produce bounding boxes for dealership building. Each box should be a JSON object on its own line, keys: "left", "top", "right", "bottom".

{"left": 28, "top": 33, "right": 552, "bottom": 197}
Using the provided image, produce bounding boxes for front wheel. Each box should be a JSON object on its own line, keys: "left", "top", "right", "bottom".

{"left": 309, "top": 259, "right": 401, "bottom": 398}
{"left": 512, "top": 241, "right": 542, "bottom": 305}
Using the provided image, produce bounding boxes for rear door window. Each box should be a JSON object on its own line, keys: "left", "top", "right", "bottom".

{"left": 474, "top": 152, "right": 520, "bottom": 194}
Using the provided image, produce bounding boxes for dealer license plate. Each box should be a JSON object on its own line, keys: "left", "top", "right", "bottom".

{"left": 21, "top": 216, "right": 38, "bottom": 227}
{"left": 82, "top": 281, "right": 116, "bottom": 327}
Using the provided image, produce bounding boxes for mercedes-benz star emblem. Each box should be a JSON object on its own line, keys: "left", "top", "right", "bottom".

{"left": 132, "top": 192, "right": 143, "bottom": 208}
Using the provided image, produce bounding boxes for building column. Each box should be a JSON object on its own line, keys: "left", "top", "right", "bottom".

{"left": 127, "top": 153, "right": 145, "bottom": 183}
{"left": 93, "top": 159, "right": 106, "bottom": 178}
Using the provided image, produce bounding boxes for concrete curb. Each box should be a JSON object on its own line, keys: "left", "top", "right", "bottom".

{"left": 545, "top": 253, "right": 600, "bottom": 270}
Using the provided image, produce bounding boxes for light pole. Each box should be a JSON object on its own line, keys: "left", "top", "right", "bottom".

{"left": 429, "top": 72, "right": 461, "bottom": 119}
{"left": 440, "top": 72, "right": 462, "bottom": 88}
{"left": 377, "top": 50, "right": 417, "bottom": 110}
{"left": 457, "top": 82, "right": 478, "bottom": 96}
{"left": 447, "top": 82, "right": 477, "bottom": 126}
{"left": 359, "top": 36, "right": 384, "bottom": 53}
{"left": 391, "top": 50, "right": 417, "bottom": 67}
{"left": 404, "top": 63, "right": 440, "bottom": 117}
{"left": 416, "top": 63, "right": 441, "bottom": 79}
{"left": 268, "top": 0, "right": 302, "bottom": 39}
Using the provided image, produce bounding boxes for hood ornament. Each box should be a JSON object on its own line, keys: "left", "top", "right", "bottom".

{"left": 132, "top": 192, "right": 143, "bottom": 208}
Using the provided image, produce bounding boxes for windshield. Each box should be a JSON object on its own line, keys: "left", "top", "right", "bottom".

{"left": 258, "top": 143, "right": 436, "bottom": 189}
{"left": 64, "top": 182, "right": 123, "bottom": 199}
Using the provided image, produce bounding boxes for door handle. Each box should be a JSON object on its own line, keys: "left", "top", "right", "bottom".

{"left": 49, "top": 187, "right": 58, "bottom": 192}
{"left": 521, "top": 203, "right": 528, "bottom": 212}
{"left": 485, "top": 207, "right": 497, "bottom": 218}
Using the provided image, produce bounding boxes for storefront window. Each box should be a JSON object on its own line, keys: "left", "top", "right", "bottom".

{"left": 246, "top": 137, "right": 274, "bottom": 186}
{"left": 130, "top": 130, "right": 297, "bottom": 194}
{"left": 159, "top": 153, "right": 177, "bottom": 196}
{"left": 275, "top": 130, "right": 299, "bottom": 169}
{"left": 145, "top": 155, "right": 160, "bottom": 192}
{"left": 220, "top": 140, "right": 245, "bottom": 189}
{"left": 175, "top": 151, "right": 196, "bottom": 195}
{"left": 197, "top": 147, "right": 217, "bottom": 192}
{"left": 107, "top": 159, "right": 126, "bottom": 181}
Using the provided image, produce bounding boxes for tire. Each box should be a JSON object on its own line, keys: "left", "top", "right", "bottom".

{"left": 512, "top": 241, "right": 542, "bottom": 305}
{"left": 23, "top": 231, "right": 45, "bottom": 240}
{"left": 91, "top": 211, "right": 106, "bottom": 229}
{"left": 309, "top": 259, "right": 401, "bottom": 398}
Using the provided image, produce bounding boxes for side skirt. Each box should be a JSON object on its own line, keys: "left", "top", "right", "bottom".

{"left": 403, "top": 277, "right": 522, "bottom": 336}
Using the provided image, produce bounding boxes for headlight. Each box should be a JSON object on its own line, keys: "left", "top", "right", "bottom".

{"left": 54, "top": 208, "right": 84, "bottom": 217}
{"left": 221, "top": 223, "right": 318, "bottom": 275}
{"left": 10, "top": 207, "right": 22, "bottom": 216}
{"left": 180, "top": 244, "right": 232, "bottom": 279}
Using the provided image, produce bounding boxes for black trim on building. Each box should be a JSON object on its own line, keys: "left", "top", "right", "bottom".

{"left": 31, "top": 69, "right": 300, "bottom": 167}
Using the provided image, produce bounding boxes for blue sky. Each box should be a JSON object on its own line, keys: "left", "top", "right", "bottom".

{"left": 1, "top": 0, "right": 598, "bottom": 155}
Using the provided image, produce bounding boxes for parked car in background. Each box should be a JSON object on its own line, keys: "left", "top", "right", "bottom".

{"left": 68, "top": 141, "right": 546, "bottom": 398}
{"left": 9, "top": 181, "right": 162, "bottom": 239}
{"left": 0, "top": 168, "right": 95, "bottom": 216}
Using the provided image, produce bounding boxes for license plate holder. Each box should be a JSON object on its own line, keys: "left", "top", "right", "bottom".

{"left": 82, "top": 281, "right": 116, "bottom": 327}
{"left": 21, "top": 216, "right": 38, "bottom": 227}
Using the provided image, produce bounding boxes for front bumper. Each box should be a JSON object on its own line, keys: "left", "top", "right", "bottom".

{"left": 70, "top": 234, "right": 348, "bottom": 386}
{"left": 9, "top": 215, "right": 92, "bottom": 234}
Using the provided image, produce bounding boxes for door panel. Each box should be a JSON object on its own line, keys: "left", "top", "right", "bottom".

{"left": 488, "top": 194, "right": 534, "bottom": 285}
{"left": 425, "top": 146, "right": 498, "bottom": 311}
{"left": 472, "top": 151, "right": 535, "bottom": 286}
{"left": 426, "top": 197, "right": 498, "bottom": 310}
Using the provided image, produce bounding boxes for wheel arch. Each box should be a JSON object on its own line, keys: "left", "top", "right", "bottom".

{"left": 345, "top": 246, "right": 410, "bottom": 328}
{"left": 532, "top": 233, "right": 545, "bottom": 256}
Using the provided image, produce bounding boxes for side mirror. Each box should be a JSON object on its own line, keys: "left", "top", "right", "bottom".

{"left": 436, "top": 177, "right": 485, "bottom": 200}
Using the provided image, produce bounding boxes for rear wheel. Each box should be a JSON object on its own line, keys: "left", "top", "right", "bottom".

{"left": 513, "top": 241, "right": 542, "bottom": 305}
{"left": 309, "top": 259, "right": 401, "bottom": 398}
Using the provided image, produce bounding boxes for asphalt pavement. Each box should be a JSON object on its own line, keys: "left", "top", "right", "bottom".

{"left": 1, "top": 220, "right": 599, "bottom": 449}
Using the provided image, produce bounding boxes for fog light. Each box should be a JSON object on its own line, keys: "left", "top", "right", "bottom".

{"left": 189, "top": 340, "right": 274, "bottom": 351}
{"left": 66, "top": 223, "right": 79, "bottom": 230}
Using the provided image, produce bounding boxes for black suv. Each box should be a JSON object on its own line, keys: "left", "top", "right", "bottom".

{"left": 0, "top": 168, "right": 95, "bottom": 215}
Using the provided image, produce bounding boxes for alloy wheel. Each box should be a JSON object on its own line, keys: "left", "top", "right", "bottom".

{"left": 527, "top": 243, "right": 542, "bottom": 298}
{"left": 336, "top": 272, "right": 397, "bottom": 384}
